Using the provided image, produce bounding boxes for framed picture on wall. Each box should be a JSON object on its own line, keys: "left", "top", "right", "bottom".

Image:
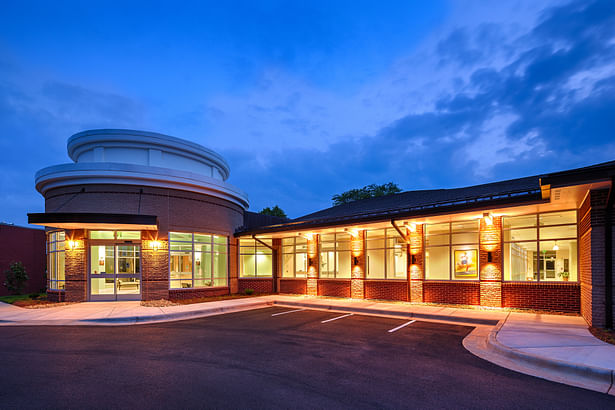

{"left": 454, "top": 249, "right": 478, "bottom": 278}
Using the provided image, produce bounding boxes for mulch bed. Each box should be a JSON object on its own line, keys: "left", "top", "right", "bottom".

{"left": 589, "top": 327, "right": 615, "bottom": 345}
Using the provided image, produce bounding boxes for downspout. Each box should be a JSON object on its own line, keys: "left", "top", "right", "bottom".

{"left": 390, "top": 219, "right": 410, "bottom": 243}
{"left": 252, "top": 235, "right": 277, "bottom": 293}
{"left": 605, "top": 177, "right": 614, "bottom": 329}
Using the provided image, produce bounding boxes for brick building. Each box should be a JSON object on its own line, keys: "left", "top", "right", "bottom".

{"left": 29, "top": 129, "right": 615, "bottom": 328}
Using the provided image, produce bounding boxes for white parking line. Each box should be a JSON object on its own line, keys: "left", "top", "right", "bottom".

{"left": 388, "top": 320, "right": 416, "bottom": 333}
{"left": 321, "top": 313, "right": 353, "bottom": 323}
{"left": 271, "top": 309, "right": 305, "bottom": 316}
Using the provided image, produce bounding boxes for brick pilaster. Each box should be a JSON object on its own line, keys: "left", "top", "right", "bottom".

{"left": 141, "top": 231, "right": 169, "bottom": 300}
{"left": 409, "top": 224, "right": 424, "bottom": 302}
{"left": 480, "top": 216, "right": 502, "bottom": 307}
{"left": 351, "top": 230, "right": 365, "bottom": 299}
{"left": 306, "top": 235, "right": 318, "bottom": 296}
{"left": 228, "top": 236, "right": 239, "bottom": 294}
{"left": 64, "top": 229, "right": 87, "bottom": 302}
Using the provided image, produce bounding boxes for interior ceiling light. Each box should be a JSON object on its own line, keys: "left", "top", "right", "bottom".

{"left": 553, "top": 242, "right": 559, "bottom": 251}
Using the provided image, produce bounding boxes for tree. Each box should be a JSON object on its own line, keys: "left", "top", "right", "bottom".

{"left": 332, "top": 182, "right": 402, "bottom": 206}
{"left": 259, "top": 205, "right": 287, "bottom": 218}
{"left": 3, "top": 262, "right": 29, "bottom": 295}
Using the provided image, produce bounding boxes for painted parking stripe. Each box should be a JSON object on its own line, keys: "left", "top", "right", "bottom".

{"left": 271, "top": 309, "right": 305, "bottom": 316}
{"left": 388, "top": 320, "right": 416, "bottom": 333}
{"left": 321, "top": 313, "right": 353, "bottom": 323}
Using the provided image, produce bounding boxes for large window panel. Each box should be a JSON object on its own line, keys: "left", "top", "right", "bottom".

{"left": 366, "top": 228, "right": 406, "bottom": 279}
{"left": 239, "top": 239, "right": 272, "bottom": 278}
{"left": 282, "top": 237, "right": 308, "bottom": 278}
{"left": 169, "top": 232, "right": 228, "bottom": 289}
{"left": 425, "top": 221, "right": 479, "bottom": 280}
{"left": 47, "top": 231, "right": 66, "bottom": 290}
{"left": 503, "top": 211, "right": 577, "bottom": 282}
{"left": 319, "top": 233, "right": 351, "bottom": 279}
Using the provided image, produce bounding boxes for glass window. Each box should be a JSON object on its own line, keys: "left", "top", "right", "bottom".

{"left": 169, "top": 232, "right": 228, "bottom": 289}
{"left": 282, "top": 237, "right": 308, "bottom": 278}
{"left": 90, "top": 231, "right": 114, "bottom": 240}
{"left": 239, "top": 238, "right": 273, "bottom": 278}
{"left": 366, "top": 228, "right": 407, "bottom": 279}
{"left": 318, "top": 233, "right": 351, "bottom": 279}
{"left": 47, "top": 231, "right": 66, "bottom": 290}
{"left": 425, "top": 221, "right": 479, "bottom": 280}
{"left": 503, "top": 211, "right": 577, "bottom": 282}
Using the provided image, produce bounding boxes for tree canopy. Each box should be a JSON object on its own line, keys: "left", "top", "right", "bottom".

{"left": 259, "top": 205, "right": 287, "bottom": 218}
{"left": 332, "top": 182, "right": 401, "bottom": 206}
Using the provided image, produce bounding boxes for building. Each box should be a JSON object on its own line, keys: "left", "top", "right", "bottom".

{"left": 28, "top": 129, "right": 615, "bottom": 328}
{"left": 0, "top": 223, "right": 46, "bottom": 296}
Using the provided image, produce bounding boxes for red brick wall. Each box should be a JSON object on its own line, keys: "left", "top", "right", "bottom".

{"left": 318, "top": 279, "right": 351, "bottom": 298}
{"left": 64, "top": 230, "right": 87, "bottom": 302}
{"left": 0, "top": 224, "right": 46, "bottom": 296}
{"left": 238, "top": 278, "right": 273, "bottom": 293}
{"left": 141, "top": 234, "right": 169, "bottom": 300}
{"left": 169, "top": 287, "right": 229, "bottom": 300}
{"left": 350, "top": 231, "right": 365, "bottom": 299}
{"left": 479, "top": 216, "right": 502, "bottom": 307}
{"left": 279, "top": 279, "right": 307, "bottom": 294}
{"left": 409, "top": 225, "right": 424, "bottom": 302}
{"left": 47, "top": 289, "right": 65, "bottom": 302}
{"left": 502, "top": 283, "right": 580, "bottom": 313}
{"left": 365, "top": 280, "right": 409, "bottom": 301}
{"left": 424, "top": 281, "right": 480, "bottom": 305}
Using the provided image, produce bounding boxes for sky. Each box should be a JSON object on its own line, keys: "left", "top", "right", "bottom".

{"left": 1, "top": 0, "right": 614, "bottom": 225}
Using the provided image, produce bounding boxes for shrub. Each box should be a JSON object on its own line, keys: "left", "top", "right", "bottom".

{"left": 3, "top": 262, "right": 29, "bottom": 295}
{"left": 244, "top": 288, "right": 255, "bottom": 295}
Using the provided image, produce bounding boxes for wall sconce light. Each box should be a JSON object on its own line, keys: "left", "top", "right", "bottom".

{"left": 299, "top": 232, "right": 314, "bottom": 241}
{"left": 353, "top": 256, "right": 359, "bottom": 266}
{"left": 68, "top": 240, "right": 76, "bottom": 250}
{"left": 483, "top": 212, "right": 493, "bottom": 226}
{"left": 151, "top": 240, "right": 161, "bottom": 252}
{"left": 411, "top": 254, "right": 417, "bottom": 264}
{"left": 308, "top": 258, "right": 313, "bottom": 267}
{"left": 344, "top": 228, "right": 360, "bottom": 238}
{"left": 487, "top": 251, "right": 493, "bottom": 263}
{"left": 403, "top": 222, "right": 417, "bottom": 233}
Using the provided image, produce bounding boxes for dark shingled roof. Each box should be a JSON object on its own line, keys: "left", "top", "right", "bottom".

{"left": 241, "top": 211, "right": 290, "bottom": 231}
{"left": 236, "top": 159, "right": 615, "bottom": 236}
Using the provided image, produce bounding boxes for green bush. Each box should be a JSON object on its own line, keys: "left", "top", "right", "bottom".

{"left": 3, "top": 262, "right": 29, "bottom": 295}
{"left": 244, "top": 288, "right": 255, "bottom": 295}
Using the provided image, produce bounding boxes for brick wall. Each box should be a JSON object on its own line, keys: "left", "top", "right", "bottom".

{"left": 141, "top": 233, "right": 169, "bottom": 300}
{"left": 409, "top": 225, "right": 424, "bottom": 302}
{"left": 169, "top": 287, "right": 229, "bottom": 300}
{"left": 424, "top": 281, "right": 480, "bottom": 305}
{"left": 502, "top": 283, "right": 580, "bottom": 313}
{"left": 229, "top": 236, "right": 239, "bottom": 294}
{"left": 0, "top": 224, "right": 46, "bottom": 296}
{"left": 238, "top": 278, "right": 273, "bottom": 293}
{"left": 64, "top": 230, "right": 87, "bottom": 302}
{"left": 279, "top": 279, "right": 307, "bottom": 294}
{"left": 306, "top": 235, "right": 318, "bottom": 296}
{"left": 47, "top": 290, "right": 65, "bottom": 302}
{"left": 318, "top": 279, "right": 351, "bottom": 298}
{"left": 365, "top": 280, "right": 408, "bottom": 301}
{"left": 350, "top": 231, "right": 365, "bottom": 299}
{"left": 479, "top": 216, "right": 502, "bottom": 307}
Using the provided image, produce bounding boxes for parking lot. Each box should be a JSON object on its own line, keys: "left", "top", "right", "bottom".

{"left": 1, "top": 306, "right": 614, "bottom": 409}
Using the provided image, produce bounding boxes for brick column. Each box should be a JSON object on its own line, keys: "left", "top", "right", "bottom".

{"left": 64, "top": 229, "right": 87, "bottom": 302}
{"left": 141, "top": 231, "right": 169, "bottom": 300}
{"left": 479, "top": 216, "right": 502, "bottom": 307}
{"left": 409, "top": 224, "right": 424, "bottom": 302}
{"left": 272, "top": 238, "right": 282, "bottom": 293}
{"left": 351, "top": 231, "right": 365, "bottom": 299}
{"left": 306, "top": 235, "right": 319, "bottom": 296}
{"left": 228, "top": 236, "right": 239, "bottom": 294}
{"left": 579, "top": 189, "right": 612, "bottom": 327}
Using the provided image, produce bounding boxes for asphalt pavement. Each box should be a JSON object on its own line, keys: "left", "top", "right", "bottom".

{"left": 0, "top": 306, "right": 613, "bottom": 409}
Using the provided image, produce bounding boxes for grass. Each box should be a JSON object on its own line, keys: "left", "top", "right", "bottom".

{"left": 0, "top": 293, "right": 46, "bottom": 304}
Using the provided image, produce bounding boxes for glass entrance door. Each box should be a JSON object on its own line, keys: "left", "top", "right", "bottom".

{"left": 90, "top": 244, "right": 141, "bottom": 301}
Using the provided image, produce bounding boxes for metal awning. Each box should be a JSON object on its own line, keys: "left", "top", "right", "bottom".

{"left": 27, "top": 213, "right": 158, "bottom": 230}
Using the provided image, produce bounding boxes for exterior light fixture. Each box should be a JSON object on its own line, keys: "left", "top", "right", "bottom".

{"left": 151, "top": 240, "right": 161, "bottom": 251}
{"left": 353, "top": 256, "right": 359, "bottom": 266}
{"left": 409, "top": 223, "right": 417, "bottom": 232}
{"left": 68, "top": 240, "right": 76, "bottom": 250}
{"left": 299, "top": 232, "right": 314, "bottom": 241}
{"left": 344, "top": 228, "right": 360, "bottom": 238}
{"left": 483, "top": 212, "right": 493, "bottom": 226}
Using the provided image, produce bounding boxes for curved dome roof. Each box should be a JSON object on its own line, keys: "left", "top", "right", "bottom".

{"left": 35, "top": 129, "right": 249, "bottom": 209}
{"left": 67, "top": 129, "right": 230, "bottom": 180}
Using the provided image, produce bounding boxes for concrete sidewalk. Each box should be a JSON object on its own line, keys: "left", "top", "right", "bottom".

{"left": 1, "top": 295, "right": 614, "bottom": 395}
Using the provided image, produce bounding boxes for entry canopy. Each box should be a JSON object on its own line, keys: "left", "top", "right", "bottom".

{"left": 27, "top": 212, "right": 158, "bottom": 231}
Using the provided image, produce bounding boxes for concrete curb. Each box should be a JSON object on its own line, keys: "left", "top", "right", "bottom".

{"left": 272, "top": 300, "right": 499, "bottom": 326}
{"left": 0, "top": 301, "right": 273, "bottom": 326}
{"left": 484, "top": 323, "right": 615, "bottom": 395}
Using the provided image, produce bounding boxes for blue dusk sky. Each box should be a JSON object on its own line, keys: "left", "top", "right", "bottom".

{"left": 1, "top": 0, "right": 614, "bottom": 225}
